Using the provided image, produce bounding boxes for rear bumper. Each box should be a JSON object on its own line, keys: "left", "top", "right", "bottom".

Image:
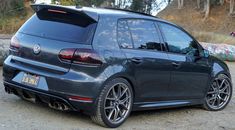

{"left": 3, "top": 55, "right": 105, "bottom": 99}
{"left": 4, "top": 80, "right": 96, "bottom": 115}
{"left": 2, "top": 55, "right": 110, "bottom": 115}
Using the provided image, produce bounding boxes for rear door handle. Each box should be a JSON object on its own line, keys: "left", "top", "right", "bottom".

{"left": 172, "top": 62, "right": 181, "bottom": 68}
{"left": 131, "top": 58, "right": 143, "bottom": 64}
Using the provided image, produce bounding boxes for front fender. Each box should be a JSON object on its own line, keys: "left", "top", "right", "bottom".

{"left": 210, "top": 56, "right": 231, "bottom": 79}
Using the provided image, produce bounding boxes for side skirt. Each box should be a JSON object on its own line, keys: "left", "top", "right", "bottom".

{"left": 132, "top": 99, "right": 203, "bottom": 111}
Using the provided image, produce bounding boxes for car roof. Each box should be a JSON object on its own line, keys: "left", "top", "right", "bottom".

{"left": 77, "top": 6, "right": 178, "bottom": 26}
{"left": 31, "top": 4, "right": 177, "bottom": 26}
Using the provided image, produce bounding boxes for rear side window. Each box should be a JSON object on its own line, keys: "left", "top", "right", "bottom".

{"left": 127, "top": 19, "right": 161, "bottom": 51}
{"left": 117, "top": 20, "right": 133, "bottom": 49}
{"left": 18, "top": 10, "right": 96, "bottom": 44}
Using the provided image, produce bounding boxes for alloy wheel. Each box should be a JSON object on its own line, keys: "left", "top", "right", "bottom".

{"left": 206, "top": 75, "right": 231, "bottom": 110}
{"left": 104, "top": 83, "right": 131, "bottom": 124}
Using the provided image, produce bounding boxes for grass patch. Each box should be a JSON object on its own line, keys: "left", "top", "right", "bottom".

{"left": 0, "top": 16, "right": 27, "bottom": 34}
{"left": 191, "top": 31, "right": 235, "bottom": 45}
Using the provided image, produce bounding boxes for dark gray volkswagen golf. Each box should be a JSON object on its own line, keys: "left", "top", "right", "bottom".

{"left": 3, "top": 4, "right": 233, "bottom": 128}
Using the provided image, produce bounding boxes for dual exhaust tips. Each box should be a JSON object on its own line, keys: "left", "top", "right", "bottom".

{"left": 49, "top": 101, "right": 70, "bottom": 111}
{"left": 5, "top": 86, "right": 70, "bottom": 111}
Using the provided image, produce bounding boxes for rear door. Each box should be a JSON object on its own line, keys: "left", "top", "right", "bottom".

{"left": 12, "top": 5, "right": 97, "bottom": 73}
{"left": 118, "top": 19, "right": 171, "bottom": 102}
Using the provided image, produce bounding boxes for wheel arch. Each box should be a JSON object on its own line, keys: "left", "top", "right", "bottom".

{"left": 99, "top": 73, "right": 137, "bottom": 102}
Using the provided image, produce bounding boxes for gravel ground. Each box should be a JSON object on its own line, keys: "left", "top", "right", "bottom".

{"left": 0, "top": 63, "right": 235, "bottom": 130}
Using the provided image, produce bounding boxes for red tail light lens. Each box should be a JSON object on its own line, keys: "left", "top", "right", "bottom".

{"left": 10, "top": 36, "right": 20, "bottom": 51}
{"left": 59, "top": 48, "right": 103, "bottom": 66}
{"left": 58, "top": 48, "right": 76, "bottom": 62}
{"left": 73, "top": 49, "right": 103, "bottom": 65}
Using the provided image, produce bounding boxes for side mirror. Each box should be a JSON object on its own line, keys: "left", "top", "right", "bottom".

{"left": 203, "top": 49, "right": 210, "bottom": 58}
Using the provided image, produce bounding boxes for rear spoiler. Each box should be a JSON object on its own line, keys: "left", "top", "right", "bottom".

{"left": 31, "top": 4, "right": 98, "bottom": 22}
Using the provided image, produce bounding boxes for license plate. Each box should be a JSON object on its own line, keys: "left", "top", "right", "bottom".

{"left": 21, "top": 73, "right": 40, "bottom": 87}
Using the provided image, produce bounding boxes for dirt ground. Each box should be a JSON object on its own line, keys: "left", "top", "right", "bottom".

{"left": 0, "top": 63, "right": 235, "bottom": 130}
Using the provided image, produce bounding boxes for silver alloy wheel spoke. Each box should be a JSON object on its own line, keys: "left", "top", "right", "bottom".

{"left": 104, "top": 83, "right": 131, "bottom": 124}
{"left": 208, "top": 96, "right": 216, "bottom": 101}
{"left": 108, "top": 109, "right": 115, "bottom": 120}
{"left": 220, "top": 85, "right": 228, "bottom": 93}
{"left": 112, "top": 88, "right": 117, "bottom": 99}
{"left": 105, "top": 106, "right": 115, "bottom": 110}
{"left": 212, "top": 99, "right": 216, "bottom": 106}
{"left": 119, "top": 88, "right": 128, "bottom": 99}
{"left": 113, "top": 108, "right": 118, "bottom": 121}
{"left": 219, "top": 79, "right": 225, "bottom": 89}
{"left": 106, "top": 97, "right": 116, "bottom": 100}
{"left": 220, "top": 91, "right": 229, "bottom": 95}
{"left": 207, "top": 90, "right": 216, "bottom": 94}
{"left": 117, "top": 85, "right": 122, "bottom": 98}
{"left": 119, "top": 103, "right": 128, "bottom": 110}
{"left": 120, "top": 96, "right": 130, "bottom": 104}
{"left": 217, "top": 97, "right": 220, "bottom": 107}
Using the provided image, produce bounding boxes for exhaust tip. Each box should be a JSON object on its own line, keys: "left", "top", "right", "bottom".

{"left": 5, "top": 87, "right": 12, "bottom": 94}
{"left": 49, "top": 101, "right": 70, "bottom": 111}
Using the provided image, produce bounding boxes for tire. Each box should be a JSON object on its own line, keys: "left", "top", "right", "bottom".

{"left": 203, "top": 74, "right": 233, "bottom": 111}
{"left": 91, "top": 78, "right": 133, "bottom": 128}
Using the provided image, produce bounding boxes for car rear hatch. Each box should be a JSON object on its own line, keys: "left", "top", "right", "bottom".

{"left": 10, "top": 4, "right": 98, "bottom": 74}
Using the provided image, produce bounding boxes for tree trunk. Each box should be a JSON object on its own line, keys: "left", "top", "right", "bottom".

{"left": 197, "top": 0, "right": 201, "bottom": 8}
{"left": 181, "top": 0, "right": 184, "bottom": 8}
{"left": 178, "top": 0, "right": 181, "bottom": 9}
{"left": 220, "top": 0, "right": 224, "bottom": 5}
{"left": 230, "top": 0, "right": 234, "bottom": 15}
{"left": 178, "top": 0, "right": 184, "bottom": 9}
{"left": 204, "top": 0, "right": 210, "bottom": 19}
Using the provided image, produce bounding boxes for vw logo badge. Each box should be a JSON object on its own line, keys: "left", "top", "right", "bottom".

{"left": 33, "top": 44, "right": 41, "bottom": 54}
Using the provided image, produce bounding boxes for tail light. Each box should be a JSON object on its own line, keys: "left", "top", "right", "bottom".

{"left": 58, "top": 48, "right": 76, "bottom": 62}
{"left": 48, "top": 9, "right": 67, "bottom": 14}
{"left": 59, "top": 48, "right": 103, "bottom": 66}
{"left": 10, "top": 36, "right": 20, "bottom": 51}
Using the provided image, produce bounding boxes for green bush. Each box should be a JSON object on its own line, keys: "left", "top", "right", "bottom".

{"left": 0, "top": 0, "right": 26, "bottom": 17}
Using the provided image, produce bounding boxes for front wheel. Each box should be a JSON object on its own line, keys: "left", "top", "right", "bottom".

{"left": 91, "top": 78, "right": 133, "bottom": 128}
{"left": 203, "top": 74, "right": 233, "bottom": 111}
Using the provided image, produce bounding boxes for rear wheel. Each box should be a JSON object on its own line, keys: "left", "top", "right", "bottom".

{"left": 91, "top": 78, "right": 133, "bottom": 128}
{"left": 203, "top": 74, "right": 232, "bottom": 111}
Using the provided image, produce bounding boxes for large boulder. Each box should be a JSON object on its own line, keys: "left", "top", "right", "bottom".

{"left": 0, "top": 38, "right": 10, "bottom": 65}
{"left": 201, "top": 42, "right": 235, "bottom": 61}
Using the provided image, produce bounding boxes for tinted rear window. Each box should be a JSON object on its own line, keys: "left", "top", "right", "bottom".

{"left": 18, "top": 11, "right": 96, "bottom": 44}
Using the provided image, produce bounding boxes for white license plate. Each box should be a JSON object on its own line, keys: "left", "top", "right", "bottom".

{"left": 21, "top": 73, "right": 40, "bottom": 87}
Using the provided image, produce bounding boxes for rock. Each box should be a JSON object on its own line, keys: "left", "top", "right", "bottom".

{"left": 0, "top": 37, "right": 10, "bottom": 66}
{"left": 201, "top": 42, "right": 235, "bottom": 61}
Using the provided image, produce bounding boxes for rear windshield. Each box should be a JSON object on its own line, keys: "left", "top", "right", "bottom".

{"left": 18, "top": 10, "right": 97, "bottom": 44}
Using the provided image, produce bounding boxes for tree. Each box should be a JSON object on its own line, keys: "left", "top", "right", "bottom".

{"left": 230, "top": 0, "right": 234, "bottom": 15}
{"left": 0, "top": 0, "right": 25, "bottom": 17}
{"left": 204, "top": 0, "right": 210, "bottom": 19}
{"left": 197, "top": 0, "right": 201, "bottom": 8}
{"left": 131, "top": 0, "right": 144, "bottom": 12}
{"left": 178, "top": 0, "right": 184, "bottom": 9}
{"left": 115, "top": 0, "right": 131, "bottom": 8}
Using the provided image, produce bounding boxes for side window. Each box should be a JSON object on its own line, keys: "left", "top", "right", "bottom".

{"left": 159, "top": 22, "right": 199, "bottom": 55}
{"left": 117, "top": 20, "right": 133, "bottom": 49}
{"left": 127, "top": 20, "right": 162, "bottom": 51}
